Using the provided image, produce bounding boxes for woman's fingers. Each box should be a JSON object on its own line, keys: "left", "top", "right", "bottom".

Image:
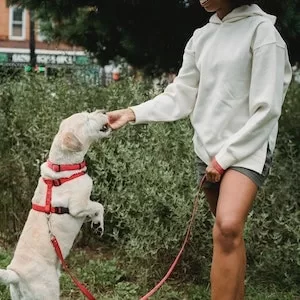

{"left": 206, "top": 166, "right": 221, "bottom": 182}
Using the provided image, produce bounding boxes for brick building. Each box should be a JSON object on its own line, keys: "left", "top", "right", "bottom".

{"left": 0, "top": 0, "right": 89, "bottom": 67}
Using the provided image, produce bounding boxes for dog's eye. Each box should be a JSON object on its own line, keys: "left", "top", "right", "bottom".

{"left": 100, "top": 124, "right": 109, "bottom": 132}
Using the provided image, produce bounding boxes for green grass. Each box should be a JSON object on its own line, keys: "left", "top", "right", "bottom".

{"left": 0, "top": 247, "right": 299, "bottom": 300}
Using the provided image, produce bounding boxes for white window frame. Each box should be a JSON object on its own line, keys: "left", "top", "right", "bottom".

{"left": 9, "top": 6, "right": 26, "bottom": 40}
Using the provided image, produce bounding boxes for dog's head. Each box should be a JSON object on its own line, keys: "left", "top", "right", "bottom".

{"left": 55, "top": 110, "right": 111, "bottom": 153}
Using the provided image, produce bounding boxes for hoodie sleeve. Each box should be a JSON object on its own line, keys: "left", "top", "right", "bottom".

{"left": 215, "top": 24, "right": 292, "bottom": 171}
{"left": 130, "top": 32, "right": 200, "bottom": 124}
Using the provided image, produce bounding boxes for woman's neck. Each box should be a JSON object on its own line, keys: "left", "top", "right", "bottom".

{"left": 216, "top": 4, "right": 234, "bottom": 20}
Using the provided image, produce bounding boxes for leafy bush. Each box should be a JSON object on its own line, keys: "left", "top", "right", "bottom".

{"left": 0, "top": 75, "right": 299, "bottom": 294}
{"left": 246, "top": 81, "right": 300, "bottom": 288}
{"left": 0, "top": 249, "right": 12, "bottom": 299}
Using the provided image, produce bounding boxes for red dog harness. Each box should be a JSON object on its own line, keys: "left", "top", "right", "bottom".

{"left": 32, "top": 160, "right": 86, "bottom": 214}
{"left": 31, "top": 160, "right": 96, "bottom": 300}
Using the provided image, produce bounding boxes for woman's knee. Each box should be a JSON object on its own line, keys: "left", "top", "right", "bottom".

{"left": 213, "top": 219, "right": 243, "bottom": 253}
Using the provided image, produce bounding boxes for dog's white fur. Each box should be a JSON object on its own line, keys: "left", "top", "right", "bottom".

{"left": 0, "top": 110, "right": 111, "bottom": 299}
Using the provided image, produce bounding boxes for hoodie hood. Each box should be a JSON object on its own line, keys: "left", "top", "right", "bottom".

{"left": 209, "top": 4, "right": 276, "bottom": 25}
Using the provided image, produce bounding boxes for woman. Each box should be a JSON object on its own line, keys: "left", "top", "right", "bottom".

{"left": 107, "top": 1, "right": 292, "bottom": 299}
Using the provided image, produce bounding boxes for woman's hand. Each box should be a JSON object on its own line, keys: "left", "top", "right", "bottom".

{"left": 205, "top": 164, "right": 221, "bottom": 183}
{"left": 107, "top": 108, "right": 136, "bottom": 130}
{"left": 205, "top": 158, "right": 225, "bottom": 183}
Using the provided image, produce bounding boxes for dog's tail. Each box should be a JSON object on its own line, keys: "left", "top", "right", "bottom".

{"left": 0, "top": 269, "right": 19, "bottom": 285}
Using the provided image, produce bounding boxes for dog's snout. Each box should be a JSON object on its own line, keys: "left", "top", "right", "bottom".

{"left": 94, "top": 109, "right": 106, "bottom": 115}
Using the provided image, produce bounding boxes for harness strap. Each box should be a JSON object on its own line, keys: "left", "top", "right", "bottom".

{"left": 32, "top": 205, "right": 69, "bottom": 214}
{"left": 43, "top": 171, "right": 86, "bottom": 186}
{"left": 32, "top": 171, "right": 85, "bottom": 214}
{"left": 47, "top": 160, "right": 86, "bottom": 172}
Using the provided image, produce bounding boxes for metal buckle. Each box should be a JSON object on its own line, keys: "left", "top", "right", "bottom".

{"left": 54, "top": 207, "right": 69, "bottom": 214}
{"left": 53, "top": 164, "right": 61, "bottom": 172}
{"left": 53, "top": 179, "right": 61, "bottom": 186}
{"left": 54, "top": 207, "right": 61, "bottom": 214}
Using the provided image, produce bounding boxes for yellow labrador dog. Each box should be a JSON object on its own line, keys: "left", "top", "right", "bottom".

{"left": 0, "top": 110, "right": 111, "bottom": 299}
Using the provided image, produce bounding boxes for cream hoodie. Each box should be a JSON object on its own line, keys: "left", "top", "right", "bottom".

{"left": 131, "top": 5, "right": 292, "bottom": 174}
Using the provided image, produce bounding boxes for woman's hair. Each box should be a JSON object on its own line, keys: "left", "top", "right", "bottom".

{"left": 231, "top": 0, "right": 257, "bottom": 7}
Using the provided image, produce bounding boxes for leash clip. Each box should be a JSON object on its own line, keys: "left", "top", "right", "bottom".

{"left": 46, "top": 214, "right": 54, "bottom": 238}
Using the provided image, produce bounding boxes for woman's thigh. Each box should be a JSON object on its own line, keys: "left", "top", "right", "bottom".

{"left": 195, "top": 156, "right": 264, "bottom": 218}
{"left": 216, "top": 169, "right": 258, "bottom": 229}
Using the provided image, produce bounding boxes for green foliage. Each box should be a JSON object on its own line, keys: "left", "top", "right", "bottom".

{"left": 0, "top": 75, "right": 299, "bottom": 299}
{"left": 245, "top": 82, "right": 300, "bottom": 288}
{"left": 10, "top": 0, "right": 300, "bottom": 73}
{"left": 26, "top": 0, "right": 208, "bottom": 74}
{"left": 0, "top": 249, "right": 12, "bottom": 299}
{"left": 277, "top": 81, "right": 300, "bottom": 155}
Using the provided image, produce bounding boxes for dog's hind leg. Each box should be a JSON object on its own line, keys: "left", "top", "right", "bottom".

{"left": 10, "top": 284, "right": 21, "bottom": 300}
{"left": 33, "top": 286, "right": 60, "bottom": 300}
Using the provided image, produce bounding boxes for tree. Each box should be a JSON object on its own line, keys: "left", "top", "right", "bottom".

{"left": 29, "top": 10, "right": 36, "bottom": 68}
{"left": 10, "top": 0, "right": 300, "bottom": 74}
{"left": 262, "top": 0, "right": 300, "bottom": 66}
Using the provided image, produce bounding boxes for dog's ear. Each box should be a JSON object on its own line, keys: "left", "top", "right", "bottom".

{"left": 61, "top": 132, "right": 83, "bottom": 152}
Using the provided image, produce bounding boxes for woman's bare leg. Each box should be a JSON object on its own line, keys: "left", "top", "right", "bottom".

{"left": 210, "top": 169, "right": 257, "bottom": 300}
{"left": 235, "top": 239, "right": 246, "bottom": 300}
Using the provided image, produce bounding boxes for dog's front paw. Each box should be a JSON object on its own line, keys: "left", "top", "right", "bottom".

{"left": 92, "top": 221, "right": 104, "bottom": 236}
{"left": 91, "top": 204, "right": 104, "bottom": 236}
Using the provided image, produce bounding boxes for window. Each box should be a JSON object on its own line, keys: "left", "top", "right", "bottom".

{"left": 9, "top": 6, "right": 26, "bottom": 40}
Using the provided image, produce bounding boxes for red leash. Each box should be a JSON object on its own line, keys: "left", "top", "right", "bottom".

{"left": 51, "top": 235, "right": 96, "bottom": 300}
{"left": 140, "top": 175, "right": 206, "bottom": 300}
